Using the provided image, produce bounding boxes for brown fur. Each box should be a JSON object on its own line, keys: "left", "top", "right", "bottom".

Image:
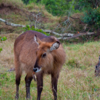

{"left": 14, "top": 30, "right": 66, "bottom": 100}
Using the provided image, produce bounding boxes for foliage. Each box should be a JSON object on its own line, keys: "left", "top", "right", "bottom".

{"left": 24, "top": 25, "right": 50, "bottom": 36}
{"left": 0, "top": 36, "right": 7, "bottom": 52}
{"left": 0, "top": 36, "right": 7, "bottom": 41}
{"left": 22, "top": 0, "right": 77, "bottom": 16}
{"left": 22, "top": 0, "right": 38, "bottom": 4}
{"left": 78, "top": 0, "right": 100, "bottom": 9}
{"left": 76, "top": 0, "right": 100, "bottom": 31}
{"left": 22, "top": 0, "right": 35, "bottom": 4}
{"left": 0, "top": 48, "right": 2, "bottom": 52}
{"left": 46, "top": 0, "right": 68, "bottom": 16}
{"left": 41, "top": 0, "right": 72, "bottom": 16}
{"left": 82, "top": 8, "right": 100, "bottom": 30}
{"left": 22, "top": 0, "right": 29, "bottom": 4}
{"left": 22, "top": 0, "right": 100, "bottom": 19}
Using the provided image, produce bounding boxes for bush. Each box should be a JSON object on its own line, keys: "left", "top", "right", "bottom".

{"left": 81, "top": 8, "right": 100, "bottom": 30}
{"left": 22, "top": 0, "right": 37, "bottom": 4}
{"left": 24, "top": 25, "right": 50, "bottom": 36}
{"left": 22, "top": 0, "right": 80, "bottom": 16}
{"left": 0, "top": 36, "right": 7, "bottom": 52}
{"left": 0, "top": 36, "right": 7, "bottom": 41}
{"left": 42, "top": 0, "right": 69, "bottom": 16}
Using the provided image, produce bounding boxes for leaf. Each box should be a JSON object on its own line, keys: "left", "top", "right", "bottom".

{"left": 0, "top": 48, "right": 2, "bottom": 52}
{"left": 1, "top": 37, "right": 7, "bottom": 41}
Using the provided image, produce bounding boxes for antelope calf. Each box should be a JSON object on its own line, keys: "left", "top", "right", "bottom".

{"left": 95, "top": 56, "right": 100, "bottom": 76}
{"left": 14, "top": 30, "right": 66, "bottom": 100}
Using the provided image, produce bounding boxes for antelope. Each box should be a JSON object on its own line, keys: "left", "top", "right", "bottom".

{"left": 95, "top": 56, "right": 100, "bottom": 76}
{"left": 14, "top": 30, "right": 66, "bottom": 100}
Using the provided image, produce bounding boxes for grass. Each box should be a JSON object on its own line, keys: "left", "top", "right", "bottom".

{"left": 0, "top": 1, "right": 59, "bottom": 33}
{"left": 26, "top": 3, "right": 59, "bottom": 23}
{"left": 0, "top": 0, "right": 25, "bottom": 9}
{"left": 0, "top": 33, "right": 100, "bottom": 100}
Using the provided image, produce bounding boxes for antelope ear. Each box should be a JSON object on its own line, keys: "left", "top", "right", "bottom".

{"left": 34, "top": 35, "right": 41, "bottom": 45}
{"left": 49, "top": 41, "right": 60, "bottom": 52}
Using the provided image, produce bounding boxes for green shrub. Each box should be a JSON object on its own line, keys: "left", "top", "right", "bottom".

{"left": 22, "top": 0, "right": 81, "bottom": 16}
{"left": 22, "top": 0, "right": 37, "bottom": 4}
{"left": 0, "top": 48, "right": 2, "bottom": 52}
{"left": 81, "top": 8, "right": 100, "bottom": 30}
{"left": 24, "top": 25, "right": 50, "bottom": 36}
{"left": 0, "top": 36, "right": 7, "bottom": 41}
{"left": 0, "top": 36, "right": 7, "bottom": 52}
{"left": 41, "top": 0, "right": 69, "bottom": 16}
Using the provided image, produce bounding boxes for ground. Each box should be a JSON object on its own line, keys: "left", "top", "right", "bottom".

{"left": 0, "top": 33, "right": 100, "bottom": 100}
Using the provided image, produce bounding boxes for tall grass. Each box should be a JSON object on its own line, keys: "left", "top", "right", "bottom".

{"left": 0, "top": 33, "right": 100, "bottom": 100}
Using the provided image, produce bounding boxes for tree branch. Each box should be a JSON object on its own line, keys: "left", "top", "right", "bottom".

{"left": 0, "top": 18, "right": 96, "bottom": 40}
{"left": 58, "top": 32, "right": 95, "bottom": 40}
{"left": 0, "top": 18, "right": 25, "bottom": 27}
{"left": 42, "top": 29, "right": 74, "bottom": 37}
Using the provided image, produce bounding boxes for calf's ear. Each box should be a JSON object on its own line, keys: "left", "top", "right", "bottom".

{"left": 34, "top": 35, "right": 41, "bottom": 45}
{"left": 49, "top": 41, "right": 60, "bottom": 52}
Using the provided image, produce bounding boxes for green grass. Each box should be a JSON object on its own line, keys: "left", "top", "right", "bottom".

{"left": 0, "top": 36, "right": 100, "bottom": 100}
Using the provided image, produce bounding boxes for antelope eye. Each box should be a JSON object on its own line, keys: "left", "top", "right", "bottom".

{"left": 42, "top": 53, "right": 46, "bottom": 58}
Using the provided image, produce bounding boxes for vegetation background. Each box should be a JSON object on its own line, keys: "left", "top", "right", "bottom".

{"left": 0, "top": 0, "right": 100, "bottom": 100}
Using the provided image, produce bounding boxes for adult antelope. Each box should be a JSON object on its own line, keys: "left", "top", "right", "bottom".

{"left": 14, "top": 30, "right": 66, "bottom": 100}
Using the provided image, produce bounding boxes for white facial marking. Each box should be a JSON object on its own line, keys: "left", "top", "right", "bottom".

{"left": 35, "top": 68, "right": 41, "bottom": 73}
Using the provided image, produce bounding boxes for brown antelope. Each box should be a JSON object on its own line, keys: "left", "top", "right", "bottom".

{"left": 14, "top": 30, "right": 66, "bottom": 100}
{"left": 95, "top": 56, "right": 100, "bottom": 76}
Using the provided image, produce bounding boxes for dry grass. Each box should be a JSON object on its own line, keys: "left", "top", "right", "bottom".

{"left": 0, "top": 33, "right": 100, "bottom": 100}
{"left": 0, "top": 0, "right": 25, "bottom": 9}
{"left": 0, "top": 41, "right": 13, "bottom": 68}
{"left": 26, "top": 3, "right": 60, "bottom": 30}
{"left": 0, "top": 1, "right": 59, "bottom": 33}
{"left": 26, "top": 3, "right": 60, "bottom": 22}
{"left": 0, "top": 33, "right": 19, "bottom": 71}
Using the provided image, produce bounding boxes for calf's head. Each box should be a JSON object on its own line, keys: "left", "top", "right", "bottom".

{"left": 33, "top": 35, "right": 60, "bottom": 73}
